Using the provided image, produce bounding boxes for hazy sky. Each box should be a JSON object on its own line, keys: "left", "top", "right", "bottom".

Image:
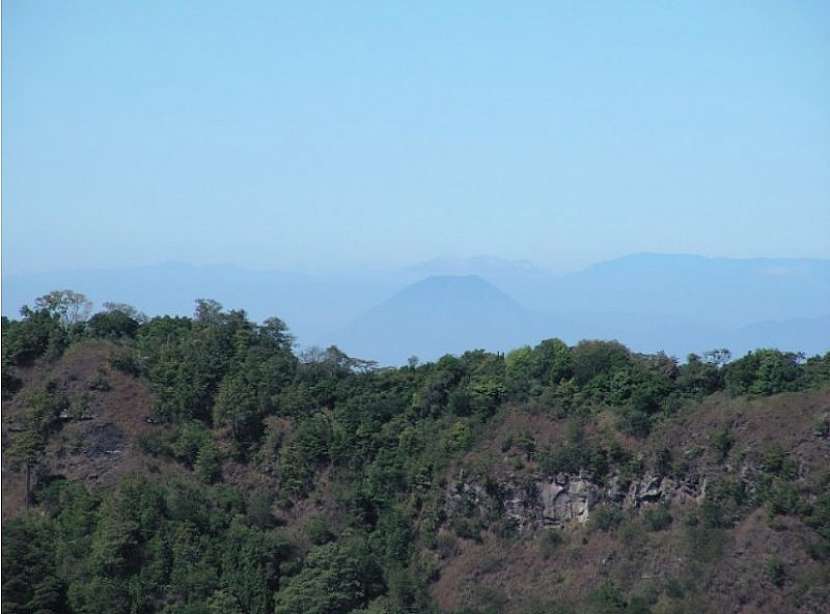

{"left": 3, "top": 1, "right": 829, "bottom": 275}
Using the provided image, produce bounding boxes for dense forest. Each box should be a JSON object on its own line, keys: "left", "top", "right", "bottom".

{"left": 2, "top": 290, "right": 829, "bottom": 613}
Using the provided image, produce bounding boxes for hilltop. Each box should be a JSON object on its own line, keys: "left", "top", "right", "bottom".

{"left": 5, "top": 254, "right": 830, "bottom": 363}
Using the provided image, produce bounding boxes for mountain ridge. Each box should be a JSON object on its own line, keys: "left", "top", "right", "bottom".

{"left": 5, "top": 254, "right": 829, "bottom": 364}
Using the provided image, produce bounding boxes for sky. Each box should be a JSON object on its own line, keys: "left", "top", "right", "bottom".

{"left": 3, "top": 0, "right": 829, "bottom": 275}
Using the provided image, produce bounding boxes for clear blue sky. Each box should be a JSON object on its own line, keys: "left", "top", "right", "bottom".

{"left": 3, "top": 1, "right": 829, "bottom": 275}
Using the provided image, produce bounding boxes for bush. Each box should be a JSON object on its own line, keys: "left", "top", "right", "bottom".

{"left": 767, "top": 557, "right": 786, "bottom": 587}
{"left": 684, "top": 522, "right": 724, "bottom": 564}
{"left": 245, "top": 492, "right": 276, "bottom": 529}
{"left": 539, "top": 529, "right": 563, "bottom": 559}
{"left": 305, "top": 516, "right": 335, "bottom": 545}
{"left": 88, "top": 372, "right": 111, "bottom": 391}
{"left": 643, "top": 505, "right": 673, "bottom": 531}
{"left": 766, "top": 481, "right": 804, "bottom": 517}
{"left": 587, "top": 581, "right": 627, "bottom": 613}
{"left": 761, "top": 445, "right": 798, "bottom": 479}
{"left": 589, "top": 505, "right": 623, "bottom": 532}
{"left": 109, "top": 349, "right": 141, "bottom": 376}
{"left": 616, "top": 407, "right": 652, "bottom": 438}
{"left": 172, "top": 422, "right": 213, "bottom": 467}
{"left": 435, "top": 533, "right": 459, "bottom": 559}
{"left": 711, "top": 426, "right": 735, "bottom": 463}
{"left": 451, "top": 517, "right": 483, "bottom": 542}
{"left": 194, "top": 441, "right": 221, "bottom": 483}
{"left": 444, "top": 420, "right": 474, "bottom": 453}
{"left": 700, "top": 497, "right": 727, "bottom": 529}
{"left": 804, "top": 492, "right": 830, "bottom": 540}
{"left": 538, "top": 422, "right": 609, "bottom": 479}
{"left": 516, "top": 431, "right": 536, "bottom": 461}
{"left": 137, "top": 431, "right": 166, "bottom": 456}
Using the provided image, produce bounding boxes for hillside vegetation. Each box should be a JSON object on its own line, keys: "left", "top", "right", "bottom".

{"left": 2, "top": 291, "right": 830, "bottom": 613}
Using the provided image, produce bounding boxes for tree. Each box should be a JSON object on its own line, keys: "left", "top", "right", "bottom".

{"left": 505, "top": 346, "right": 534, "bottom": 388}
{"left": 7, "top": 429, "right": 46, "bottom": 510}
{"left": 102, "top": 302, "right": 148, "bottom": 323}
{"left": 194, "top": 298, "right": 224, "bottom": 324}
{"left": 2, "top": 309, "right": 65, "bottom": 367}
{"left": 273, "top": 538, "right": 383, "bottom": 614}
{"left": 87, "top": 310, "right": 140, "bottom": 338}
{"left": 724, "top": 349, "right": 804, "bottom": 396}
{"left": 260, "top": 316, "right": 293, "bottom": 350}
{"left": 2, "top": 517, "right": 66, "bottom": 614}
{"left": 195, "top": 440, "right": 222, "bottom": 483}
{"left": 571, "top": 340, "right": 631, "bottom": 386}
{"left": 7, "top": 388, "right": 67, "bottom": 508}
{"left": 534, "top": 338, "right": 573, "bottom": 384}
{"left": 677, "top": 353, "right": 721, "bottom": 396}
{"left": 34, "top": 290, "right": 93, "bottom": 328}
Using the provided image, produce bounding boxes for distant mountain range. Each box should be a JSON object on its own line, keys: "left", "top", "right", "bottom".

{"left": 4, "top": 254, "right": 829, "bottom": 365}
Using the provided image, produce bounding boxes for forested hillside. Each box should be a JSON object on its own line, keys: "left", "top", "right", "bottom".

{"left": 3, "top": 291, "right": 830, "bottom": 613}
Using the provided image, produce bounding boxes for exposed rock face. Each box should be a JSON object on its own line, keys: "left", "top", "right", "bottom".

{"left": 446, "top": 470, "right": 706, "bottom": 532}
{"left": 535, "top": 474, "right": 598, "bottom": 527}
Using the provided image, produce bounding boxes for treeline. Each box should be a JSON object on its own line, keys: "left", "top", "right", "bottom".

{"left": 2, "top": 290, "right": 830, "bottom": 613}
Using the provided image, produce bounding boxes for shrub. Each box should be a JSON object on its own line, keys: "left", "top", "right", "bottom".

{"left": 804, "top": 492, "right": 830, "bottom": 540}
{"left": 643, "top": 505, "right": 673, "bottom": 531}
{"left": 194, "top": 441, "right": 221, "bottom": 483}
{"left": 305, "top": 516, "right": 335, "bottom": 545}
{"left": 88, "top": 371, "right": 111, "bottom": 391}
{"left": 538, "top": 422, "right": 609, "bottom": 479}
{"left": 137, "top": 431, "right": 166, "bottom": 456}
{"left": 589, "top": 505, "right": 623, "bottom": 532}
{"left": 761, "top": 445, "right": 798, "bottom": 479}
{"left": 587, "top": 581, "right": 627, "bottom": 613}
{"left": 767, "top": 557, "right": 786, "bottom": 587}
{"left": 444, "top": 420, "right": 474, "bottom": 453}
{"left": 172, "top": 422, "right": 213, "bottom": 467}
{"left": 109, "top": 349, "right": 141, "bottom": 376}
{"left": 539, "top": 529, "right": 564, "bottom": 559}
{"left": 616, "top": 407, "right": 652, "bottom": 438}
{"left": 493, "top": 516, "right": 520, "bottom": 540}
{"left": 435, "top": 533, "right": 459, "bottom": 559}
{"left": 516, "top": 431, "right": 536, "bottom": 461}
{"left": 700, "top": 497, "right": 726, "bottom": 529}
{"left": 451, "top": 517, "right": 483, "bottom": 542}
{"left": 684, "top": 521, "right": 724, "bottom": 564}
{"left": 711, "top": 426, "right": 735, "bottom": 463}
{"left": 654, "top": 447, "right": 672, "bottom": 477}
{"left": 766, "top": 481, "right": 804, "bottom": 517}
{"left": 245, "top": 491, "right": 276, "bottom": 529}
